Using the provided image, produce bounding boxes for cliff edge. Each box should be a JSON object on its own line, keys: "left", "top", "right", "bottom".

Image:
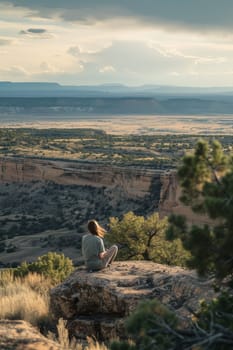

{"left": 50, "top": 261, "right": 215, "bottom": 341}
{"left": 0, "top": 157, "right": 162, "bottom": 199}
{"left": 159, "top": 170, "right": 214, "bottom": 225}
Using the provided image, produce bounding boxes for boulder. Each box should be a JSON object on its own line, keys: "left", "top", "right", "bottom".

{"left": 50, "top": 261, "right": 216, "bottom": 342}
{"left": 0, "top": 320, "right": 62, "bottom": 350}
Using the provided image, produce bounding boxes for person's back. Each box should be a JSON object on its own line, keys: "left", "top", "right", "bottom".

{"left": 82, "top": 219, "right": 118, "bottom": 271}
{"left": 82, "top": 233, "right": 105, "bottom": 270}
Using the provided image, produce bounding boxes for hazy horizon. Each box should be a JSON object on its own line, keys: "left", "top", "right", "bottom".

{"left": 2, "top": 81, "right": 233, "bottom": 89}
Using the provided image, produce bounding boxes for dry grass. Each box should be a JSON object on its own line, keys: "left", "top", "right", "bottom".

{"left": 0, "top": 270, "right": 110, "bottom": 350}
{"left": 53, "top": 318, "right": 109, "bottom": 350}
{"left": 84, "top": 339, "right": 109, "bottom": 350}
{"left": 20, "top": 271, "right": 53, "bottom": 294}
{"left": 0, "top": 270, "right": 51, "bottom": 327}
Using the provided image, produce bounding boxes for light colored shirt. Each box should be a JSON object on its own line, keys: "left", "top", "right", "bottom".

{"left": 82, "top": 233, "right": 105, "bottom": 270}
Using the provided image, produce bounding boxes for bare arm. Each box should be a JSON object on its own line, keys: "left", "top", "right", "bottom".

{"left": 99, "top": 251, "right": 106, "bottom": 259}
{"left": 98, "top": 237, "right": 106, "bottom": 259}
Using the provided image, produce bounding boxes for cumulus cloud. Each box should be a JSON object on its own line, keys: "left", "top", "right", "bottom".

{"left": 67, "top": 40, "right": 193, "bottom": 85}
{"left": 1, "top": 1, "right": 233, "bottom": 86}
{"left": 4, "top": 0, "right": 233, "bottom": 31}
{"left": 67, "top": 43, "right": 112, "bottom": 57}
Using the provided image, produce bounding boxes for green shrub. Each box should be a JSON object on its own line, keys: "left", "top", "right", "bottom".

{"left": 108, "top": 212, "right": 189, "bottom": 266}
{"left": 14, "top": 252, "right": 74, "bottom": 283}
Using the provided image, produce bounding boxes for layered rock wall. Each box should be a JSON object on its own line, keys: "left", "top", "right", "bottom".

{"left": 0, "top": 157, "right": 162, "bottom": 199}
{"left": 0, "top": 157, "right": 211, "bottom": 224}
{"left": 159, "top": 170, "right": 214, "bottom": 225}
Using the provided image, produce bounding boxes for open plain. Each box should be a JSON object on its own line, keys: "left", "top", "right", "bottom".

{"left": 0, "top": 114, "right": 232, "bottom": 135}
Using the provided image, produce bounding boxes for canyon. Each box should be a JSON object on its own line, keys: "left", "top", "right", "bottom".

{"left": 0, "top": 157, "right": 162, "bottom": 266}
{"left": 0, "top": 157, "right": 208, "bottom": 267}
{"left": 0, "top": 157, "right": 161, "bottom": 199}
{"left": 0, "top": 156, "right": 208, "bottom": 224}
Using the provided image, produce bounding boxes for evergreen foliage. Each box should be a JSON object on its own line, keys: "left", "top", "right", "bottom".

{"left": 108, "top": 212, "right": 189, "bottom": 266}
{"left": 197, "top": 293, "right": 233, "bottom": 335}
{"left": 111, "top": 295, "right": 233, "bottom": 350}
{"left": 167, "top": 139, "right": 233, "bottom": 283}
{"left": 111, "top": 300, "right": 177, "bottom": 350}
{"left": 111, "top": 140, "right": 233, "bottom": 350}
{"left": 14, "top": 252, "right": 74, "bottom": 283}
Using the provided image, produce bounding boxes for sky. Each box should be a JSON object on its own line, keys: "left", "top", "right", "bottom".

{"left": 1, "top": 0, "right": 233, "bottom": 86}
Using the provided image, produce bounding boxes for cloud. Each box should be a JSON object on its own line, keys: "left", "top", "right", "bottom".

{"left": 65, "top": 40, "right": 194, "bottom": 85}
{"left": 147, "top": 41, "right": 227, "bottom": 66}
{"left": 67, "top": 45, "right": 81, "bottom": 57}
{"left": 21, "top": 28, "right": 47, "bottom": 34}
{"left": 70, "top": 39, "right": 233, "bottom": 86}
{"left": 67, "top": 43, "right": 112, "bottom": 57}
{"left": 99, "top": 65, "right": 115, "bottom": 73}
{"left": 40, "top": 61, "right": 57, "bottom": 73}
{"left": 3, "top": 0, "right": 233, "bottom": 32}
{"left": 1, "top": 0, "right": 233, "bottom": 87}
{"left": 19, "top": 27, "right": 53, "bottom": 38}
{"left": 0, "top": 65, "right": 29, "bottom": 79}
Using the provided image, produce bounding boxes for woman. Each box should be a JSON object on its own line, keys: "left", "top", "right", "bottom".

{"left": 82, "top": 219, "right": 118, "bottom": 271}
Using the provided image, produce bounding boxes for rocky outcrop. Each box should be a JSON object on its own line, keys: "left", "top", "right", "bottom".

{"left": 50, "top": 261, "right": 215, "bottom": 342}
{"left": 0, "top": 320, "right": 61, "bottom": 350}
{"left": 159, "top": 170, "right": 213, "bottom": 225}
{"left": 0, "top": 157, "right": 162, "bottom": 199}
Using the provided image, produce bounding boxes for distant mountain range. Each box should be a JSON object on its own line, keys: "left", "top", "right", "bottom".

{"left": 1, "top": 81, "right": 233, "bottom": 97}
{"left": 1, "top": 82, "right": 233, "bottom": 116}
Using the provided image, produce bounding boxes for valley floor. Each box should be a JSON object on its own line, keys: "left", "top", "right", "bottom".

{"left": 0, "top": 114, "right": 232, "bottom": 135}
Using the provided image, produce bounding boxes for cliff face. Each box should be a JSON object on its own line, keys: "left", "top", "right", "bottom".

{"left": 0, "top": 158, "right": 211, "bottom": 224}
{"left": 50, "top": 261, "right": 215, "bottom": 342}
{"left": 0, "top": 157, "right": 162, "bottom": 199}
{"left": 159, "top": 170, "right": 213, "bottom": 225}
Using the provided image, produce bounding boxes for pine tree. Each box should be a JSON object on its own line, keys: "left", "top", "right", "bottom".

{"left": 110, "top": 140, "right": 233, "bottom": 350}
{"left": 107, "top": 211, "right": 189, "bottom": 266}
{"left": 167, "top": 139, "right": 233, "bottom": 284}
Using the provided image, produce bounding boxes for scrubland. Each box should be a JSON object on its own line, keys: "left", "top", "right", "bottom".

{"left": 0, "top": 269, "right": 108, "bottom": 350}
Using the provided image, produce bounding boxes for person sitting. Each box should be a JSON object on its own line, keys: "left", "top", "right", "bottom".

{"left": 82, "top": 219, "right": 118, "bottom": 271}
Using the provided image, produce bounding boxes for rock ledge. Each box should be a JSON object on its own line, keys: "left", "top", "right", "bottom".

{"left": 50, "top": 261, "right": 215, "bottom": 341}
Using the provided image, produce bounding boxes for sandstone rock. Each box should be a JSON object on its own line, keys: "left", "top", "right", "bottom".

{"left": 159, "top": 170, "right": 214, "bottom": 225}
{"left": 50, "top": 261, "right": 215, "bottom": 341}
{"left": 0, "top": 157, "right": 162, "bottom": 199}
{"left": 0, "top": 157, "right": 216, "bottom": 223}
{"left": 0, "top": 320, "right": 61, "bottom": 350}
